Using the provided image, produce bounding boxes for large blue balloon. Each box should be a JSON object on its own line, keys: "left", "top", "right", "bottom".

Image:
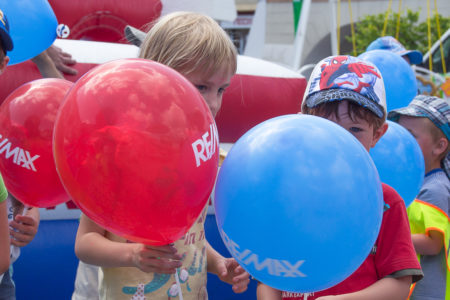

{"left": 0, "top": 0, "right": 58, "bottom": 65}
{"left": 370, "top": 121, "right": 424, "bottom": 207}
{"left": 215, "top": 114, "right": 383, "bottom": 293}
{"left": 358, "top": 50, "right": 418, "bottom": 112}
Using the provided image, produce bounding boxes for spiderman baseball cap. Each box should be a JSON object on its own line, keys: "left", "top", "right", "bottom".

{"left": 0, "top": 8, "right": 13, "bottom": 53}
{"left": 302, "top": 55, "right": 387, "bottom": 118}
{"left": 366, "top": 36, "right": 423, "bottom": 65}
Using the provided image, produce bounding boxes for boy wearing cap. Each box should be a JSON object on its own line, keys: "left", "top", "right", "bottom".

{"left": 388, "top": 95, "right": 450, "bottom": 300}
{"left": 366, "top": 36, "right": 423, "bottom": 66}
{"left": 257, "top": 55, "right": 422, "bottom": 300}
{"left": 0, "top": 8, "right": 13, "bottom": 73}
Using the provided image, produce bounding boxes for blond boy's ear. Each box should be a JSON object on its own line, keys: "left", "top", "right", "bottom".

{"left": 0, "top": 56, "right": 9, "bottom": 74}
{"left": 433, "top": 137, "right": 449, "bottom": 158}
{"left": 371, "top": 122, "right": 389, "bottom": 149}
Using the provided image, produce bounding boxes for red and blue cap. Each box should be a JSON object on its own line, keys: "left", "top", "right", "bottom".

{"left": 366, "top": 36, "right": 423, "bottom": 65}
{"left": 302, "top": 55, "right": 387, "bottom": 119}
{"left": 0, "top": 8, "right": 13, "bottom": 53}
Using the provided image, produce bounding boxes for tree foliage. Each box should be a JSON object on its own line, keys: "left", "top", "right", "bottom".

{"left": 344, "top": 9, "right": 450, "bottom": 56}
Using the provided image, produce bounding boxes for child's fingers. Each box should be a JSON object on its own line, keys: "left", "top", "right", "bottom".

{"left": 10, "top": 237, "right": 27, "bottom": 247}
{"left": 138, "top": 257, "right": 182, "bottom": 273}
{"left": 144, "top": 243, "right": 179, "bottom": 254}
{"left": 232, "top": 277, "right": 250, "bottom": 293}
{"left": 9, "top": 220, "right": 37, "bottom": 236}
{"left": 14, "top": 215, "right": 38, "bottom": 227}
{"left": 142, "top": 245, "right": 182, "bottom": 260}
{"left": 9, "top": 230, "right": 32, "bottom": 245}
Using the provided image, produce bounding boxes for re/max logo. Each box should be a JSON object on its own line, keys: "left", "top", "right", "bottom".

{"left": 221, "top": 229, "right": 307, "bottom": 278}
{"left": 0, "top": 134, "right": 39, "bottom": 172}
{"left": 191, "top": 123, "right": 219, "bottom": 167}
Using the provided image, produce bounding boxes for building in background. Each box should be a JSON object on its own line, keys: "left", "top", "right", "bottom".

{"left": 226, "top": 0, "right": 450, "bottom": 73}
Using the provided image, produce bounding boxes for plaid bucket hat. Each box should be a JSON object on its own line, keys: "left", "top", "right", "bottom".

{"left": 366, "top": 36, "right": 423, "bottom": 65}
{"left": 302, "top": 55, "right": 387, "bottom": 118}
{"left": 388, "top": 95, "right": 450, "bottom": 178}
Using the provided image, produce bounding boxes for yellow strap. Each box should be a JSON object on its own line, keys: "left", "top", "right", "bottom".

{"left": 382, "top": 0, "right": 392, "bottom": 37}
{"left": 427, "top": 0, "right": 433, "bottom": 71}
{"left": 395, "top": 0, "right": 402, "bottom": 40}
{"left": 348, "top": 0, "right": 356, "bottom": 56}
{"left": 434, "top": 0, "right": 447, "bottom": 74}
{"left": 337, "top": 0, "right": 341, "bottom": 55}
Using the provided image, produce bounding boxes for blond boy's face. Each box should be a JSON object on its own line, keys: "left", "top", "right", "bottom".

{"left": 397, "top": 115, "right": 437, "bottom": 171}
{"left": 183, "top": 67, "right": 234, "bottom": 118}
{"left": 316, "top": 100, "right": 387, "bottom": 152}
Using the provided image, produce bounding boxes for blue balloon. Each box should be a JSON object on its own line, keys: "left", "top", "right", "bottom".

{"left": 370, "top": 121, "right": 424, "bottom": 207}
{"left": 215, "top": 114, "right": 383, "bottom": 293}
{"left": 358, "top": 50, "right": 418, "bottom": 112}
{"left": 0, "top": 0, "right": 58, "bottom": 65}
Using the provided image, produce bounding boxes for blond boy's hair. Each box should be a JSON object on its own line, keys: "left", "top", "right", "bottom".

{"left": 139, "top": 12, "right": 237, "bottom": 77}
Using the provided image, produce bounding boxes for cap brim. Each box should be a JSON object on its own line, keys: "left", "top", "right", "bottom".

{"left": 402, "top": 50, "right": 423, "bottom": 65}
{"left": 387, "top": 106, "right": 427, "bottom": 122}
{"left": 305, "top": 89, "right": 385, "bottom": 118}
{"left": 124, "top": 25, "right": 146, "bottom": 47}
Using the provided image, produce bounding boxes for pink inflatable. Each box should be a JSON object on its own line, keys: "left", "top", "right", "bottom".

{"left": 0, "top": 40, "right": 306, "bottom": 142}
{"left": 49, "top": 0, "right": 162, "bottom": 43}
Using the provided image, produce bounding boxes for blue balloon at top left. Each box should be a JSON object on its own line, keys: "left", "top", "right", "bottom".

{"left": 0, "top": 0, "right": 57, "bottom": 65}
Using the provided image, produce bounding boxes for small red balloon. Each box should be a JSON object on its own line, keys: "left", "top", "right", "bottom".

{"left": 53, "top": 59, "right": 218, "bottom": 245}
{"left": 0, "top": 78, "right": 73, "bottom": 207}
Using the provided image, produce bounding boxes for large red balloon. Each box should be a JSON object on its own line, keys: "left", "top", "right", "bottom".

{"left": 53, "top": 59, "right": 218, "bottom": 245}
{"left": 0, "top": 78, "right": 73, "bottom": 207}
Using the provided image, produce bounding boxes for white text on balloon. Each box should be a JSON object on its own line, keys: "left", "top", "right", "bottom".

{"left": 192, "top": 123, "right": 219, "bottom": 167}
{"left": 0, "top": 135, "right": 39, "bottom": 171}
{"left": 221, "top": 230, "right": 307, "bottom": 278}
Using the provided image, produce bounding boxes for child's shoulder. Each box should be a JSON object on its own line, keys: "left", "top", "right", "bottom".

{"left": 418, "top": 169, "right": 450, "bottom": 208}
{"left": 381, "top": 183, "right": 404, "bottom": 208}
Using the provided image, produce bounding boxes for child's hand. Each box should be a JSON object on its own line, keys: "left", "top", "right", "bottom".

{"left": 131, "top": 243, "right": 182, "bottom": 274}
{"left": 46, "top": 45, "right": 78, "bottom": 75}
{"left": 9, "top": 214, "right": 39, "bottom": 247}
{"left": 216, "top": 257, "right": 250, "bottom": 293}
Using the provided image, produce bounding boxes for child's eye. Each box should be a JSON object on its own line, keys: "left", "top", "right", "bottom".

{"left": 195, "top": 85, "right": 207, "bottom": 92}
{"left": 218, "top": 87, "right": 226, "bottom": 95}
{"left": 349, "top": 127, "right": 363, "bottom": 133}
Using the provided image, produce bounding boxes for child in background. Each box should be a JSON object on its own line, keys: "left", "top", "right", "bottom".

{"left": 1, "top": 195, "right": 40, "bottom": 299}
{"left": 74, "top": 12, "right": 250, "bottom": 300}
{"left": 366, "top": 36, "right": 423, "bottom": 66}
{"left": 0, "top": 9, "right": 41, "bottom": 299}
{"left": 0, "top": 9, "right": 12, "bottom": 276}
{"left": 388, "top": 95, "right": 450, "bottom": 300}
{"left": 257, "top": 55, "right": 422, "bottom": 300}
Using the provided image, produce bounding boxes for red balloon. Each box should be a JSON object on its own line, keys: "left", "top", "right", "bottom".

{"left": 0, "top": 78, "right": 73, "bottom": 207}
{"left": 53, "top": 59, "right": 218, "bottom": 245}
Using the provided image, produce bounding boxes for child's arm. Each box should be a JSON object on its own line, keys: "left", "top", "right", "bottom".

{"left": 412, "top": 231, "right": 444, "bottom": 255}
{"left": 75, "top": 213, "right": 182, "bottom": 273}
{"left": 31, "top": 50, "right": 64, "bottom": 79}
{"left": 206, "top": 240, "right": 250, "bottom": 293}
{"left": 9, "top": 206, "right": 40, "bottom": 247}
{"left": 256, "top": 282, "right": 282, "bottom": 300}
{"left": 0, "top": 201, "right": 10, "bottom": 273}
{"left": 316, "top": 276, "right": 412, "bottom": 300}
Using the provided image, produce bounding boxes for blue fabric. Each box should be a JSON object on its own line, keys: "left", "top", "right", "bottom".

{"left": 0, "top": 267, "right": 16, "bottom": 300}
